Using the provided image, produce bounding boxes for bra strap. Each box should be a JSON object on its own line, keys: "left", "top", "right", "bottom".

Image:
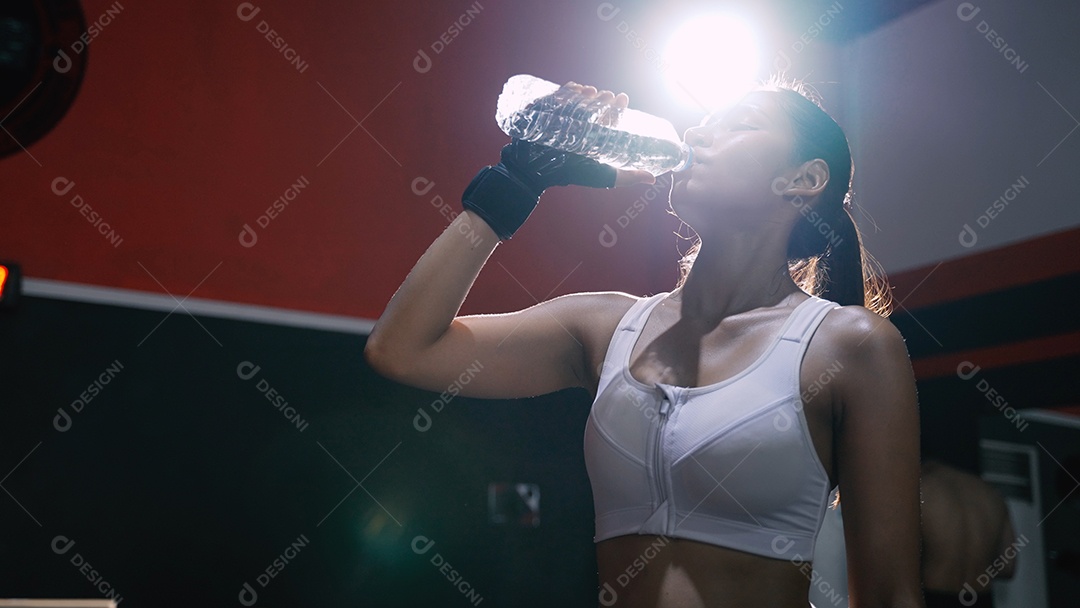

{"left": 597, "top": 293, "right": 668, "bottom": 383}
{"left": 618, "top": 292, "right": 668, "bottom": 334}
{"left": 780, "top": 296, "right": 841, "bottom": 344}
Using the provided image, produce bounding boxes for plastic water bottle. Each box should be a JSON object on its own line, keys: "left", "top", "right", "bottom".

{"left": 495, "top": 74, "right": 693, "bottom": 176}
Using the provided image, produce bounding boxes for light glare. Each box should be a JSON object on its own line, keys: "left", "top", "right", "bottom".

{"left": 663, "top": 13, "right": 760, "bottom": 113}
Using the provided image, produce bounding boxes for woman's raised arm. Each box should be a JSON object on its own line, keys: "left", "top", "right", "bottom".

{"left": 364, "top": 128, "right": 653, "bottom": 400}
{"left": 364, "top": 208, "right": 618, "bottom": 399}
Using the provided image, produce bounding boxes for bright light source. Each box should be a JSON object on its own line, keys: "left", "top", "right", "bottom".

{"left": 663, "top": 13, "right": 760, "bottom": 113}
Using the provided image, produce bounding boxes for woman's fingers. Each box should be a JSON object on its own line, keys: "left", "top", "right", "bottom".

{"left": 614, "top": 168, "right": 656, "bottom": 187}
{"left": 559, "top": 82, "right": 628, "bottom": 106}
{"left": 554, "top": 81, "right": 635, "bottom": 137}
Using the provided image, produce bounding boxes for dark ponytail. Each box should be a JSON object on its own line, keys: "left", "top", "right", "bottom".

{"left": 816, "top": 207, "right": 864, "bottom": 306}
{"left": 772, "top": 75, "right": 891, "bottom": 316}
{"left": 788, "top": 204, "right": 872, "bottom": 309}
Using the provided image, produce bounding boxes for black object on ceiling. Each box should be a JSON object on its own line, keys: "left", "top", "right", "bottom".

{"left": 0, "top": 0, "right": 87, "bottom": 160}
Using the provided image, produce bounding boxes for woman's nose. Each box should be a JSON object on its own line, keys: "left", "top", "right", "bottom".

{"left": 683, "top": 125, "right": 708, "bottom": 147}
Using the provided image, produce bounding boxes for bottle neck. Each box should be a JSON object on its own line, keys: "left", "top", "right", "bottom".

{"left": 672, "top": 142, "right": 694, "bottom": 173}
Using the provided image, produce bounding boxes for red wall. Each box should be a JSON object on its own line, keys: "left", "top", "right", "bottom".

{"left": 1, "top": 0, "right": 704, "bottom": 319}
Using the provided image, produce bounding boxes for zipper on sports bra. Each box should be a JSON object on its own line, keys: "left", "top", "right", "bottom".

{"left": 653, "top": 388, "right": 673, "bottom": 532}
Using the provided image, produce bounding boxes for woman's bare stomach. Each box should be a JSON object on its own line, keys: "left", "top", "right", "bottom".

{"left": 596, "top": 534, "right": 815, "bottom": 608}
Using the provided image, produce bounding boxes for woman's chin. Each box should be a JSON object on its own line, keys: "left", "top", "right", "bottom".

{"left": 669, "top": 178, "right": 700, "bottom": 211}
{"left": 669, "top": 192, "right": 697, "bottom": 226}
{"left": 670, "top": 175, "right": 689, "bottom": 198}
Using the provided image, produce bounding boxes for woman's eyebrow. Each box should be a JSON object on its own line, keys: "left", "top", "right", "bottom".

{"left": 738, "top": 104, "right": 774, "bottom": 124}
{"left": 701, "top": 104, "right": 773, "bottom": 127}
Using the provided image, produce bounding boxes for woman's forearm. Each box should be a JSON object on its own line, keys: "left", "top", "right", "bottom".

{"left": 364, "top": 210, "right": 499, "bottom": 373}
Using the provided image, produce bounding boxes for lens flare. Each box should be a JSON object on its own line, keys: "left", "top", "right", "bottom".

{"left": 663, "top": 13, "right": 760, "bottom": 113}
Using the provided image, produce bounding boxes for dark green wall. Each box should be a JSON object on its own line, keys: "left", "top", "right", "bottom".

{"left": 0, "top": 295, "right": 597, "bottom": 606}
{"left": 2, "top": 270, "right": 1077, "bottom": 604}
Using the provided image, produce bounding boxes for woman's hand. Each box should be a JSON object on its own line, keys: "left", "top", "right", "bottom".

{"left": 555, "top": 82, "right": 656, "bottom": 187}
{"left": 616, "top": 166, "right": 656, "bottom": 186}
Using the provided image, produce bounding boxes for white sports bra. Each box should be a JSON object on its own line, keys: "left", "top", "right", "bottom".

{"left": 583, "top": 292, "right": 840, "bottom": 561}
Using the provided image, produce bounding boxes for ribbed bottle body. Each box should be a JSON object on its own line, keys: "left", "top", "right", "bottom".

{"left": 495, "top": 75, "right": 690, "bottom": 176}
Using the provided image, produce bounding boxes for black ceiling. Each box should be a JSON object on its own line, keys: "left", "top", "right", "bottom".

{"left": 798, "top": 0, "right": 940, "bottom": 42}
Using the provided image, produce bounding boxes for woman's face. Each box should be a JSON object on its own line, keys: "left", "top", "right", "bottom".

{"left": 670, "top": 91, "right": 803, "bottom": 231}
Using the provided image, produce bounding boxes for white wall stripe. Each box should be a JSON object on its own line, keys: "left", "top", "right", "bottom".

{"left": 22, "top": 278, "right": 375, "bottom": 335}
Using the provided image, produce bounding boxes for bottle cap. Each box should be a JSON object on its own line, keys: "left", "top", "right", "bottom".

{"left": 672, "top": 142, "right": 694, "bottom": 173}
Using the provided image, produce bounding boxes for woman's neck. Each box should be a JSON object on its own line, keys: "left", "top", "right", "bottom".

{"left": 674, "top": 231, "right": 802, "bottom": 324}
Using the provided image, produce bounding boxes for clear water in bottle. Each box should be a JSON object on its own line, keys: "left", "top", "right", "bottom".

{"left": 495, "top": 74, "right": 692, "bottom": 176}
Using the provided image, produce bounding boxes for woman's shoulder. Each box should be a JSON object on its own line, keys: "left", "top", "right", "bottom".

{"left": 813, "top": 302, "right": 910, "bottom": 365}
{"left": 806, "top": 303, "right": 916, "bottom": 417}
{"left": 547, "top": 290, "right": 665, "bottom": 349}
{"left": 546, "top": 290, "right": 660, "bottom": 332}
{"left": 549, "top": 290, "right": 661, "bottom": 312}
{"left": 551, "top": 291, "right": 663, "bottom": 391}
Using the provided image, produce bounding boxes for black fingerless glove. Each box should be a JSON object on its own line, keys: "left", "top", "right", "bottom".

{"left": 461, "top": 139, "right": 617, "bottom": 240}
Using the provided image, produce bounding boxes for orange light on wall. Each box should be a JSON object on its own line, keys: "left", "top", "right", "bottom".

{"left": 0, "top": 262, "right": 21, "bottom": 309}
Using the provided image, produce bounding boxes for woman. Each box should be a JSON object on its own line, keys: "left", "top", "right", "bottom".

{"left": 365, "top": 77, "right": 925, "bottom": 608}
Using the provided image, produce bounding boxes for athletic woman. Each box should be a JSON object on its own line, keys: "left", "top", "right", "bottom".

{"left": 365, "top": 78, "right": 925, "bottom": 608}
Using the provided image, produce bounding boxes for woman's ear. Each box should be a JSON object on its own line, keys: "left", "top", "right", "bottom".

{"left": 787, "top": 159, "right": 829, "bottom": 198}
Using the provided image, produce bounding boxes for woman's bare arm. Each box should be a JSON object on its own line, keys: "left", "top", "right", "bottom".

{"left": 365, "top": 85, "right": 652, "bottom": 398}
{"left": 829, "top": 307, "right": 926, "bottom": 608}
{"left": 363, "top": 208, "right": 583, "bottom": 397}
{"left": 365, "top": 205, "right": 645, "bottom": 401}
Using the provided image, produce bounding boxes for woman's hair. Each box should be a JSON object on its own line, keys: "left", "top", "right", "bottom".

{"left": 675, "top": 75, "right": 892, "bottom": 316}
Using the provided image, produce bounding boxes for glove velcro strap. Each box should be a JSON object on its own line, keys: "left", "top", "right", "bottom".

{"left": 461, "top": 164, "right": 541, "bottom": 240}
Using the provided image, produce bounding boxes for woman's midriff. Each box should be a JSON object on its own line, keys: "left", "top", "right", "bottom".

{"left": 596, "top": 534, "right": 815, "bottom": 608}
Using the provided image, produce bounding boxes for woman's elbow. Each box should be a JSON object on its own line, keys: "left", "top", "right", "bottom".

{"left": 363, "top": 334, "right": 401, "bottom": 379}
